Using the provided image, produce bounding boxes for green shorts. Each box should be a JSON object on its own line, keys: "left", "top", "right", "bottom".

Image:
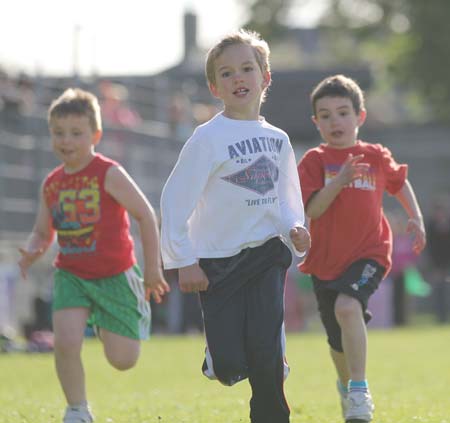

{"left": 53, "top": 265, "right": 151, "bottom": 340}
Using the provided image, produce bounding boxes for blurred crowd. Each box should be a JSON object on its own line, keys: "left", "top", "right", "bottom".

{"left": 0, "top": 66, "right": 218, "bottom": 137}
{"left": 0, "top": 68, "right": 36, "bottom": 127}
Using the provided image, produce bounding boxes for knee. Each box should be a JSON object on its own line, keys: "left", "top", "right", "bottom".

{"left": 334, "top": 297, "right": 361, "bottom": 324}
{"left": 105, "top": 349, "right": 139, "bottom": 371}
{"left": 54, "top": 334, "right": 82, "bottom": 357}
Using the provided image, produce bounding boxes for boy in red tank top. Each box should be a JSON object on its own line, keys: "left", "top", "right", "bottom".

{"left": 297, "top": 75, "right": 426, "bottom": 422}
{"left": 18, "top": 88, "right": 169, "bottom": 423}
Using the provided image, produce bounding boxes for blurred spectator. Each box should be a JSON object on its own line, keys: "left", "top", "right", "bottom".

{"left": 168, "top": 91, "right": 195, "bottom": 142}
{"left": 20, "top": 250, "right": 54, "bottom": 338}
{"left": 16, "top": 72, "right": 36, "bottom": 116}
{"left": 388, "top": 210, "right": 420, "bottom": 326}
{"left": 367, "top": 278, "right": 393, "bottom": 328}
{"left": 165, "top": 269, "right": 203, "bottom": 334}
{"left": 98, "top": 80, "right": 141, "bottom": 129}
{"left": 0, "top": 68, "right": 22, "bottom": 128}
{"left": 0, "top": 251, "right": 19, "bottom": 336}
{"left": 0, "top": 69, "right": 36, "bottom": 129}
{"left": 22, "top": 294, "right": 53, "bottom": 338}
{"left": 284, "top": 270, "right": 303, "bottom": 332}
{"left": 426, "top": 195, "right": 450, "bottom": 323}
{"left": 168, "top": 90, "right": 220, "bottom": 143}
{"left": 97, "top": 80, "right": 142, "bottom": 161}
{"left": 192, "top": 101, "right": 220, "bottom": 125}
{"left": 284, "top": 261, "right": 317, "bottom": 332}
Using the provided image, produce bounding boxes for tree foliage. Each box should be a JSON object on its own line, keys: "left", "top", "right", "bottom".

{"left": 240, "top": 0, "right": 294, "bottom": 40}
{"left": 243, "top": 0, "right": 450, "bottom": 122}
{"left": 317, "top": 0, "right": 450, "bottom": 121}
{"left": 391, "top": 0, "right": 450, "bottom": 121}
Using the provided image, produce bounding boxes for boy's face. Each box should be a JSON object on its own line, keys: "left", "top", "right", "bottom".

{"left": 312, "top": 96, "right": 366, "bottom": 149}
{"left": 209, "top": 43, "right": 270, "bottom": 120}
{"left": 49, "top": 114, "right": 101, "bottom": 172}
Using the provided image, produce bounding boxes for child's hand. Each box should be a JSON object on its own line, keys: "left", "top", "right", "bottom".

{"left": 18, "top": 247, "right": 43, "bottom": 279}
{"left": 144, "top": 268, "right": 170, "bottom": 303}
{"left": 407, "top": 217, "right": 426, "bottom": 254}
{"left": 335, "top": 154, "right": 370, "bottom": 187}
{"left": 289, "top": 226, "right": 311, "bottom": 253}
{"left": 178, "top": 263, "right": 209, "bottom": 293}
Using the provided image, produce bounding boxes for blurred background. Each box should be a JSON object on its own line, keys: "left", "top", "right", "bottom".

{"left": 1, "top": 0, "right": 449, "bottom": 349}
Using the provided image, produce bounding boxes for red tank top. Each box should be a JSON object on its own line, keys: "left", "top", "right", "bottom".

{"left": 44, "top": 154, "right": 136, "bottom": 279}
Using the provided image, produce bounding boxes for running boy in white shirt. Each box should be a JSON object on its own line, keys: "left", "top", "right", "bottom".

{"left": 160, "top": 29, "right": 310, "bottom": 423}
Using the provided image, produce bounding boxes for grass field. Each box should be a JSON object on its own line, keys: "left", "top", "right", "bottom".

{"left": 1, "top": 325, "right": 449, "bottom": 423}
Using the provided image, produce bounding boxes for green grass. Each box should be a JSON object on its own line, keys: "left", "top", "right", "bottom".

{"left": 1, "top": 326, "right": 449, "bottom": 422}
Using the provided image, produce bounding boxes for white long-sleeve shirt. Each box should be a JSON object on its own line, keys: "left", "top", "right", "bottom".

{"left": 160, "top": 113, "right": 305, "bottom": 269}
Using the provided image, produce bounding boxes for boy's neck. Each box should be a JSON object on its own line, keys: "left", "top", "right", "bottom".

{"left": 63, "top": 152, "right": 97, "bottom": 174}
{"left": 222, "top": 106, "right": 261, "bottom": 121}
{"left": 325, "top": 139, "right": 359, "bottom": 149}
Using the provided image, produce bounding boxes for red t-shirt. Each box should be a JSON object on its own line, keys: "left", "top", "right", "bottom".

{"left": 44, "top": 154, "right": 136, "bottom": 279}
{"left": 298, "top": 141, "right": 407, "bottom": 280}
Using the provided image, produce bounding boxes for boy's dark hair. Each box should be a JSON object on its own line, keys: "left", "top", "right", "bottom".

{"left": 311, "top": 74, "right": 365, "bottom": 116}
{"left": 48, "top": 88, "right": 102, "bottom": 132}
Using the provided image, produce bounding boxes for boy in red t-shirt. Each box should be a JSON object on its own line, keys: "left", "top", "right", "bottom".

{"left": 298, "top": 75, "right": 426, "bottom": 422}
{"left": 18, "top": 88, "right": 169, "bottom": 423}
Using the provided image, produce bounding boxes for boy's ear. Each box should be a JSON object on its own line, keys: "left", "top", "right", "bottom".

{"left": 93, "top": 130, "right": 102, "bottom": 145}
{"left": 262, "top": 71, "right": 271, "bottom": 89}
{"left": 208, "top": 82, "right": 220, "bottom": 99}
{"left": 311, "top": 115, "right": 318, "bottom": 127}
{"left": 358, "top": 109, "right": 367, "bottom": 126}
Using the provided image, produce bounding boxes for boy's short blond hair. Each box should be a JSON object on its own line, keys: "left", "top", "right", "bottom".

{"left": 205, "top": 29, "right": 271, "bottom": 99}
{"left": 48, "top": 88, "right": 102, "bottom": 132}
{"left": 311, "top": 74, "right": 365, "bottom": 116}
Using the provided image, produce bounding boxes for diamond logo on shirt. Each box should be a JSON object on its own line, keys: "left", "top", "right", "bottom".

{"left": 221, "top": 155, "right": 279, "bottom": 195}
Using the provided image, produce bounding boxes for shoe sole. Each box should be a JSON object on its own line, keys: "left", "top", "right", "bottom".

{"left": 346, "top": 410, "right": 373, "bottom": 422}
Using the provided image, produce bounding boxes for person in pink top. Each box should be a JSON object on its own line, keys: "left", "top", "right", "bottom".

{"left": 297, "top": 74, "right": 426, "bottom": 422}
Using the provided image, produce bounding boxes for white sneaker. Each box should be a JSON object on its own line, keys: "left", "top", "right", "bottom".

{"left": 345, "top": 390, "right": 374, "bottom": 422}
{"left": 63, "top": 405, "right": 94, "bottom": 423}
{"left": 336, "top": 381, "right": 348, "bottom": 418}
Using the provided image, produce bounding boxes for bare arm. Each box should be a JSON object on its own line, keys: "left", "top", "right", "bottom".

{"left": 395, "top": 179, "right": 426, "bottom": 254}
{"left": 105, "top": 165, "right": 169, "bottom": 303}
{"left": 306, "top": 154, "right": 369, "bottom": 219}
{"left": 18, "top": 183, "right": 55, "bottom": 279}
